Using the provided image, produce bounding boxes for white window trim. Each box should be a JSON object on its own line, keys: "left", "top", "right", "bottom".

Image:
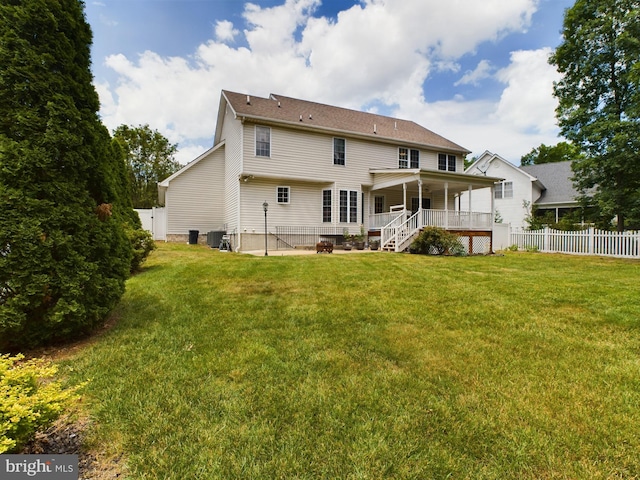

{"left": 333, "top": 137, "right": 346, "bottom": 166}
{"left": 277, "top": 186, "right": 290, "bottom": 204}
{"left": 255, "top": 125, "right": 271, "bottom": 157}
{"left": 339, "top": 189, "right": 358, "bottom": 223}
{"left": 438, "top": 153, "right": 456, "bottom": 172}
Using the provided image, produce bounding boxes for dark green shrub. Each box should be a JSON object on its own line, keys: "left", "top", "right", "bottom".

{"left": 410, "top": 227, "right": 465, "bottom": 255}
{"left": 0, "top": 0, "right": 135, "bottom": 350}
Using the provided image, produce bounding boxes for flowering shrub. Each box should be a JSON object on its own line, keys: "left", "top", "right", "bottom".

{"left": 0, "top": 354, "right": 81, "bottom": 453}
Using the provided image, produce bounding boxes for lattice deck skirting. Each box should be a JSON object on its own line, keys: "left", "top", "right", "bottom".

{"left": 452, "top": 230, "right": 493, "bottom": 255}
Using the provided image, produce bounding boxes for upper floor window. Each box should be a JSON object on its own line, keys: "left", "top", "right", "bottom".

{"left": 399, "top": 148, "right": 419, "bottom": 168}
{"left": 334, "top": 138, "right": 346, "bottom": 165}
{"left": 256, "top": 126, "right": 271, "bottom": 157}
{"left": 494, "top": 181, "right": 513, "bottom": 199}
{"left": 438, "top": 153, "right": 456, "bottom": 172}
{"left": 277, "top": 186, "right": 290, "bottom": 204}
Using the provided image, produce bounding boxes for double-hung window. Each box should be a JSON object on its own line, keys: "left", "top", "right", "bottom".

{"left": 256, "top": 126, "right": 271, "bottom": 157}
{"left": 398, "top": 148, "right": 420, "bottom": 169}
{"left": 494, "top": 181, "right": 513, "bottom": 199}
{"left": 438, "top": 153, "right": 456, "bottom": 172}
{"left": 277, "top": 186, "right": 290, "bottom": 204}
{"left": 334, "top": 138, "right": 346, "bottom": 165}
{"left": 339, "top": 190, "right": 358, "bottom": 223}
{"left": 322, "top": 190, "right": 332, "bottom": 223}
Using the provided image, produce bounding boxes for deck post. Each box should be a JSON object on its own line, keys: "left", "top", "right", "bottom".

{"left": 444, "top": 182, "right": 449, "bottom": 230}
{"left": 468, "top": 185, "right": 473, "bottom": 229}
{"left": 418, "top": 178, "right": 423, "bottom": 226}
{"left": 403, "top": 182, "right": 407, "bottom": 220}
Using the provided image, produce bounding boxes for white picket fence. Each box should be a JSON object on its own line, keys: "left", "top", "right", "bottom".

{"left": 510, "top": 227, "right": 640, "bottom": 259}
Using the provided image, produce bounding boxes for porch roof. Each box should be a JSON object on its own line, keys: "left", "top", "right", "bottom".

{"left": 369, "top": 168, "right": 503, "bottom": 193}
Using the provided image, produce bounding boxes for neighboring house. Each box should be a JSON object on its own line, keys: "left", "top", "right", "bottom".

{"left": 464, "top": 151, "right": 581, "bottom": 230}
{"left": 158, "top": 91, "right": 501, "bottom": 252}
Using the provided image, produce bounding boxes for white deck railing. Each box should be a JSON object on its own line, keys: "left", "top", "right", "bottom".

{"left": 370, "top": 209, "right": 493, "bottom": 231}
{"left": 377, "top": 209, "right": 493, "bottom": 252}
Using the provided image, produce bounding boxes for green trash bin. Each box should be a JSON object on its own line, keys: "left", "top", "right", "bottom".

{"left": 188, "top": 230, "right": 199, "bottom": 245}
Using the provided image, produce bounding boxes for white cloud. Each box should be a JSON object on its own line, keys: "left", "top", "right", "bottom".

{"left": 94, "top": 0, "right": 556, "bottom": 164}
{"left": 214, "top": 20, "right": 239, "bottom": 42}
{"left": 494, "top": 48, "right": 561, "bottom": 136}
{"left": 455, "top": 60, "right": 494, "bottom": 86}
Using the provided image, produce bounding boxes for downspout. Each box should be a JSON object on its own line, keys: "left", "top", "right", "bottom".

{"left": 236, "top": 121, "right": 244, "bottom": 252}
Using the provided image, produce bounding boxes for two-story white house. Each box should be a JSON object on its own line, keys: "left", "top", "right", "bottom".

{"left": 158, "top": 90, "right": 502, "bottom": 252}
{"left": 464, "top": 151, "right": 582, "bottom": 230}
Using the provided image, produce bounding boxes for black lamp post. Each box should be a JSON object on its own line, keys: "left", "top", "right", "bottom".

{"left": 263, "top": 201, "right": 269, "bottom": 256}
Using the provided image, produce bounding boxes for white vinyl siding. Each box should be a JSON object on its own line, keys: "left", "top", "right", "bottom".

{"left": 165, "top": 147, "right": 225, "bottom": 234}
{"left": 240, "top": 179, "right": 329, "bottom": 229}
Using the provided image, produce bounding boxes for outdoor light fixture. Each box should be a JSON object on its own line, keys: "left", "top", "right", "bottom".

{"left": 263, "top": 201, "right": 269, "bottom": 256}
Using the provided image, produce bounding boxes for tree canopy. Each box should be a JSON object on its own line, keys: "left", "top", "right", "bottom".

{"left": 520, "top": 142, "right": 584, "bottom": 166}
{"left": 550, "top": 0, "right": 640, "bottom": 231}
{"left": 113, "top": 124, "right": 180, "bottom": 208}
{"left": 0, "top": 0, "right": 135, "bottom": 349}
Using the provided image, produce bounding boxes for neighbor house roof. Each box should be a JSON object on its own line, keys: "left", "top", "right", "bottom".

{"left": 219, "top": 90, "right": 470, "bottom": 154}
{"left": 520, "top": 161, "right": 579, "bottom": 206}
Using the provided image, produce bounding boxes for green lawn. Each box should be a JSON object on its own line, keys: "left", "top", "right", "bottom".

{"left": 63, "top": 244, "right": 640, "bottom": 479}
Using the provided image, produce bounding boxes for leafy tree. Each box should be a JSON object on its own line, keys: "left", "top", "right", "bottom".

{"left": 113, "top": 124, "right": 180, "bottom": 208}
{"left": 520, "top": 142, "right": 584, "bottom": 166}
{"left": 550, "top": 0, "right": 640, "bottom": 231}
{"left": 0, "top": 0, "right": 134, "bottom": 349}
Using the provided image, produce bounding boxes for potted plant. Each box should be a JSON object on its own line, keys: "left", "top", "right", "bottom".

{"left": 354, "top": 225, "right": 366, "bottom": 250}
{"left": 342, "top": 228, "right": 353, "bottom": 250}
{"left": 369, "top": 239, "right": 380, "bottom": 250}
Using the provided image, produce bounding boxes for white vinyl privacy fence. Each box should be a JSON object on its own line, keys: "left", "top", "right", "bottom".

{"left": 510, "top": 227, "right": 640, "bottom": 259}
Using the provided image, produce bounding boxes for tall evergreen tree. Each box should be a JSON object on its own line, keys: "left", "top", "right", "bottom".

{"left": 550, "top": 0, "right": 640, "bottom": 231}
{"left": 113, "top": 124, "right": 180, "bottom": 208}
{"left": 0, "top": 0, "right": 134, "bottom": 349}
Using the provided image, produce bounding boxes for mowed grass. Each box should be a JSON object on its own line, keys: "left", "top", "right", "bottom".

{"left": 63, "top": 244, "right": 640, "bottom": 479}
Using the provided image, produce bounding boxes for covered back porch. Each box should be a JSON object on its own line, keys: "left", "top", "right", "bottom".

{"left": 367, "top": 168, "right": 502, "bottom": 252}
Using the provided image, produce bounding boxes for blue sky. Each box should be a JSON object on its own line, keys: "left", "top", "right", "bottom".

{"left": 84, "top": 0, "right": 575, "bottom": 164}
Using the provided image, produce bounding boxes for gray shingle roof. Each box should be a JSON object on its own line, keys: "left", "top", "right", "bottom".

{"left": 222, "top": 90, "right": 469, "bottom": 154}
{"left": 520, "top": 161, "right": 579, "bottom": 205}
